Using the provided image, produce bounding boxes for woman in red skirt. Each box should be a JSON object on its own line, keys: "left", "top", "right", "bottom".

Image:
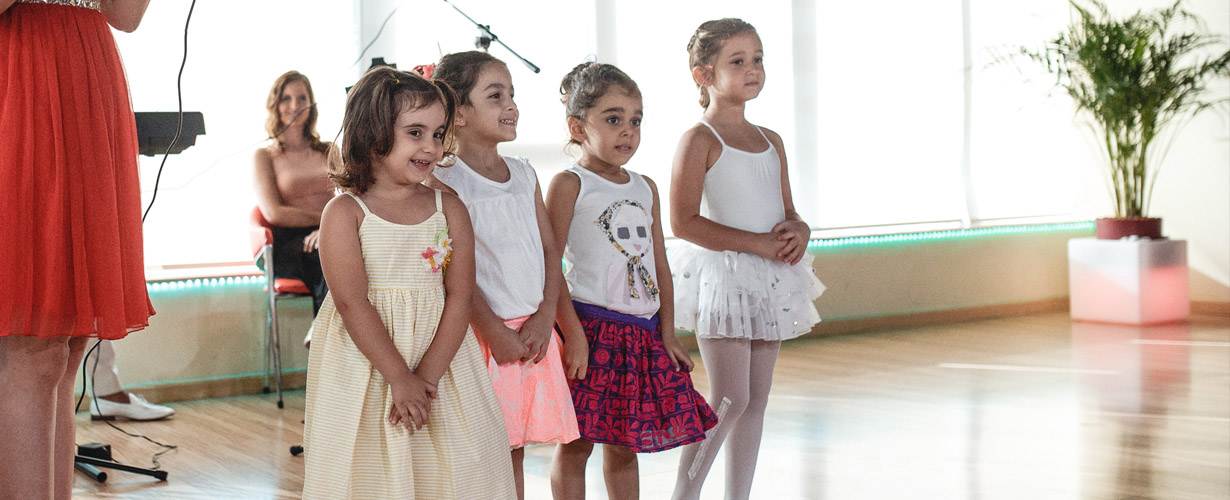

{"left": 0, "top": 1, "right": 154, "bottom": 498}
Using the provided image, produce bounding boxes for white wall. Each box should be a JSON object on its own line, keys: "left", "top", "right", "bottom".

{"left": 108, "top": 229, "right": 1090, "bottom": 392}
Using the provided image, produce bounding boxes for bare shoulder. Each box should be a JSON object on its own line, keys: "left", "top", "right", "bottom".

{"left": 254, "top": 143, "right": 275, "bottom": 164}
{"left": 438, "top": 189, "right": 468, "bottom": 218}
{"left": 757, "top": 125, "right": 786, "bottom": 149}
{"left": 322, "top": 192, "right": 362, "bottom": 224}
{"left": 261, "top": 139, "right": 285, "bottom": 157}
{"left": 679, "top": 123, "right": 722, "bottom": 150}
{"left": 641, "top": 174, "right": 661, "bottom": 197}
{"left": 677, "top": 124, "right": 723, "bottom": 171}
{"left": 548, "top": 169, "right": 581, "bottom": 193}
{"left": 439, "top": 189, "right": 463, "bottom": 207}
{"left": 424, "top": 175, "right": 458, "bottom": 196}
{"left": 324, "top": 192, "right": 360, "bottom": 214}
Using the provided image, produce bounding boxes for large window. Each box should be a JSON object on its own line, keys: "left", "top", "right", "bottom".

{"left": 609, "top": 0, "right": 796, "bottom": 234}
{"left": 811, "top": 1, "right": 966, "bottom": 228}
{"left": 116, "top": 0, "right": 358, "bottom": 268}
{"left": 114, "top": 0, "right": 1223, "bottom": 270}
{"left": 967, "top": 1, "right": 1102, "bottom": 221}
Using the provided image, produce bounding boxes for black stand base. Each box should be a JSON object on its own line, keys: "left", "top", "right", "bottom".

{"left": 75, "top": 443, "right": 168, "bottom": 483}
{"left": 74, "top": 456, "right": 168, "bottom": 483}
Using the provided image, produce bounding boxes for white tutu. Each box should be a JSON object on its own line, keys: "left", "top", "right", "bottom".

{"left": 670, "top": 242, "right": 825, "bottom": 341}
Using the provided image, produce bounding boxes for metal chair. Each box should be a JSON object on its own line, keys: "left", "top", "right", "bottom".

{"left": 248, "top": 207, "right": 312, "bottom": 409}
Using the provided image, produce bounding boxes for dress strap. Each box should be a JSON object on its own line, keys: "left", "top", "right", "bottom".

{"left": 697, "top": 120, "right": 728, "bottom": 148}
{"left": 753, "top": 125, "right": 773, "bottom": 149}
{"left": 434, "top": 189, "right": 443, "bottom": 213}
{"left": 343, "top": 192, "right": 371, "bottom": 215}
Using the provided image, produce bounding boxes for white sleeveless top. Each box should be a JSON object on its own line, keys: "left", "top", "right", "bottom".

{"left": 562, "top": 165, "right": 660, "bottom": 318}
{"left": 697, "top": 120, "right": 785, "bottom": 233}
{"left": 670, "top": 121, "right": 826, "bottom": 341}
{"left": 433, "top": 156, "right": 544, "bottom": 319}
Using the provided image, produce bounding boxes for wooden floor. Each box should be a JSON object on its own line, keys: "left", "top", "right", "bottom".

{"left": 73, "top": 312, "right": 1230, "bottom": 499}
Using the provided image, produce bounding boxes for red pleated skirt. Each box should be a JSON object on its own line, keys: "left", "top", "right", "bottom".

{"left": 0, "top": 4, "right": 155, "bottom": 339}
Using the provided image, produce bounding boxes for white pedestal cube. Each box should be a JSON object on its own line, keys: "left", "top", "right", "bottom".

{"left": 1068, "top": 238, "right": 1189, "bottom": 324}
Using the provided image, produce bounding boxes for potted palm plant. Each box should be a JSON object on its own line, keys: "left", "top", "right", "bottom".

{"left": 1024, "top": 0, "right": 1229, "bottom": 239}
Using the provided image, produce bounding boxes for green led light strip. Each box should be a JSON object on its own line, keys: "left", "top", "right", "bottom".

{"left": 807, "top": 221, "right": 1094, "bottom": 250}
{"left": 146, "top": 275, "right": 264, "bottom": 293}
{"left": 145, "top": 222, "right": 1094, "bottom": 289}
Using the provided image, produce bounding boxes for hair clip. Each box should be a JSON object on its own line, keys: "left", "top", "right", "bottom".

{"left": 413, "top": 64, "right": 436, "bottom": 79}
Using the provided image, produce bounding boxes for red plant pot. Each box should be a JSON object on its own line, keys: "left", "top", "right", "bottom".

{"left": 1095, "top": 217, "right": 1163, "bottom": 240}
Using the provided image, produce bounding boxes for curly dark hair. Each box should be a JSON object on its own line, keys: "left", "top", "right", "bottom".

{"left": 332, "top": 66, "right": 459, "bottom": 193}
{"left": 558, "top": 62, "right": 641, "bottom": 145}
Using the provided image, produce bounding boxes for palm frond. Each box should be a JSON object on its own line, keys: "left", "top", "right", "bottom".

{"left": 1021, "top": 0, "right": 1230, "bottom": 217}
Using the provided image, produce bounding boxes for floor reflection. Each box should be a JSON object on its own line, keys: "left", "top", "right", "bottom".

{"left": 74, "top": 313, "right": 1223, "bottom": 499}
{"left": 1072, "top": 321, "right": 1192, "bottom": 500}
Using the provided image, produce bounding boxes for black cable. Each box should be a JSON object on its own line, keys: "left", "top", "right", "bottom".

{"left": 352, "top": 6, "right": 398, "bottom": 68}
{"left": 74, "top": 340, "right": 102, "bottom": 414}
{"left": 75, "top": 0, "right": 389, "bottom": 474}
{"left": 141, "top": 0, "right": 197, "bottom": 223}
{"left": 81, "top": 339, "right": 178, "bottom": 470}
{"left": 152, "top": 4, "right": 393, "bottom": 196}
{"left": 74, "top": 0, "right": 197, "bottom": 473}
{"left": 270, "top": 105, "right": 312, "bottom": 142}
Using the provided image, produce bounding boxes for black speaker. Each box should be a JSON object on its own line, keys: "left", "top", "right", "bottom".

{"left": 134, "top": 111, "right": 205, "bottom": 156}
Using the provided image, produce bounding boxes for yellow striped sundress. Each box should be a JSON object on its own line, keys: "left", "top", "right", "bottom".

{"left": 302, "top": 190, "right": 515, "bottom": 499}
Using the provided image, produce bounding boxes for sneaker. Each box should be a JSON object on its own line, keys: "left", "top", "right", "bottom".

{"left": 91, "top": 393, "right": 176, "bottom": 421}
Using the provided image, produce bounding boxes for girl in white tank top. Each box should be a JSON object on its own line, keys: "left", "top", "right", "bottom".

{"left": 546, "top": 62, "right": 718, "bottom": 499}
{"left": 561, "top": 164, "right": 661, "bottom": 318}
{"left": 430, "top": 51, "right": 580, "bottom": 499}
{"left": 670, "top": 19, "right": 825, "bottom": 500}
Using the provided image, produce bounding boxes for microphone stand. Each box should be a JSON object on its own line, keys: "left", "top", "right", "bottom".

{"left": 442, "top": 0, "right": 540, "bottom": 73}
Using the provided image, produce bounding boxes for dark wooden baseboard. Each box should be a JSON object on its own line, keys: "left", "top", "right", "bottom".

{"left": 1193, "top": 300, "right": 1230, "bottom": 317}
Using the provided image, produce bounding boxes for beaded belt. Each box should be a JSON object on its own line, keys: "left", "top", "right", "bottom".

{"left": 16, "top": 0, "right": 102, "bottom": 11}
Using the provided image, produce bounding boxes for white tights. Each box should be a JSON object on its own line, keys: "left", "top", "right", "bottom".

{"left": 673, "top": 337, "right": 780, "bottom": 500}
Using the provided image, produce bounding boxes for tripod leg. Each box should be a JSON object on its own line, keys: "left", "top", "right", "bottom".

{"left": 76, "top": 455, "right": 168, "bottom": 482}
{"left": 74, "top": 459, "right": 107, "bottom": 483}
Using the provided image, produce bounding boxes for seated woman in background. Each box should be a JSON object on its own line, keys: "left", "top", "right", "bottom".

{"left": 253, "top": 71, "right": 335, "bottom": 339}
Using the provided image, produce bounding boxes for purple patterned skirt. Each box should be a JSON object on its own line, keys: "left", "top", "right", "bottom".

{"left": 568, "top": 301, "right": 719, "bottom": 453}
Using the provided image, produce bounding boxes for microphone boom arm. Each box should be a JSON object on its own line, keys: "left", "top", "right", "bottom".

{"left": 442, "top": 0, "right": 540, "bottom": 73}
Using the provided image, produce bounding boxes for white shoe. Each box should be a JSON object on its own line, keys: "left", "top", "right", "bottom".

{"left": 91, "top": 393, "right": 176, "bottom": 421}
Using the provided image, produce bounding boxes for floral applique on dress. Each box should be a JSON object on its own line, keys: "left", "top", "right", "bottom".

{"left": 422, "top": 227, "right": 453, "bottom": 273}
